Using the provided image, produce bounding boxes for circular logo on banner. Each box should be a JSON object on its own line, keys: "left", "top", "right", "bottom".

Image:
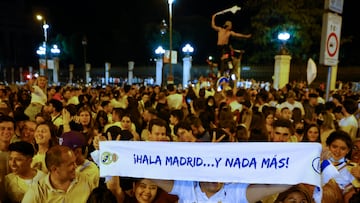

{"left": 101, "top": 152, "right": 118, "bottom": 165}
{"left": 326, "top": 32, "right": 338, "bottom": 57}
{"left": 312, "top": 157, "right": 321, "bottom": 174}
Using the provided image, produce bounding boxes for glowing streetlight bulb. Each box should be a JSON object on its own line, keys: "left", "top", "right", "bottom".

{"left": 278, "top": 32, "right": 290, "bottom": 41}
{"left": 182, "top": 44, "right": 194, "bottom": 53}
{"left": 155, "top": 46, "right": 165, "bottom": 55}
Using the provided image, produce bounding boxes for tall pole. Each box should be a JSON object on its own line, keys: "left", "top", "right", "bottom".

{"left": 37, "top": 15, "right": 49, "bottom": 73}
{"left": 43, "top": 20, "right": 48, "bottom": 71}
{"left": 168, "top": 0, "right": 173, "bottom": 83}
{"left": 160, "top": 19, "right": 167, "bottom": 87}
{"left": 82, "top": 36, "right": 87, "bottom": 70}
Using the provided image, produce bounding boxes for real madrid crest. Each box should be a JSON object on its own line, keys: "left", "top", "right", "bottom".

{"left": 101, "top": 151, "right": 118, "bottom": 165}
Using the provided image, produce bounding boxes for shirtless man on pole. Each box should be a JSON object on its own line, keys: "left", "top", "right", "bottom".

{"left": 211, "top": 6, "right": 251, "bottom": 76}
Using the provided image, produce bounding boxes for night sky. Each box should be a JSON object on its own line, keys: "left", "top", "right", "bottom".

{"left": 26, "top": 0, "right": 258, "bottom": 66}
{"left": 22, "top": 1, "right": 359, "bottom": 68}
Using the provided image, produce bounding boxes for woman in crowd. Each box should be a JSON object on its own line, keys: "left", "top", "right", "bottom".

{"left": 94, "top": 110, "right": 109, "bottom": 135}
{"left": 262, "top": 106, "right": 276, "bottom": 140}
{"left": 302, "top": 124, "right": 321, "bottom": 143}
{"left": 120, "top": 113, "right": 140, "bottom": 141}
{"left": 122, "top": 178, "right": 178, "bottom": 203}
{"left": 104, "top": 177, "right": 178, "bottom": 203}
{"left": 77, "top": 106, "right": 97, "bottom": 148}
{"left": 31, "top": 122, "right": 59, "bottom": 173}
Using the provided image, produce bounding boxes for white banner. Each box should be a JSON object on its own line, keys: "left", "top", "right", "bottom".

{"left": 99, "top": 141, "right": 322, "bottom": 187}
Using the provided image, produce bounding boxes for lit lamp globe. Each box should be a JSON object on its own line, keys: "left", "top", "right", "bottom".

{"left": 182, "top": 43, "right": 194, "bottom": 56}
{"left": 155, "top": 46, "right": 165, "bottom": 57}
{"left": 277, "top": 32, "right": 290, "bottom": 55}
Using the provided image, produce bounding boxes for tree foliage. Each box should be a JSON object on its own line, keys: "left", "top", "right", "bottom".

{"left": 245, "top": 0, "right": 323, "bottom": 64}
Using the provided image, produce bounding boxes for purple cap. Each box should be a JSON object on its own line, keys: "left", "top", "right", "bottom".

{"left": 61, "top": 131, "right": 86, "bottom": 150}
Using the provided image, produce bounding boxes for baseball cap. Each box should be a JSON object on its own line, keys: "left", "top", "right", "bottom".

{"left": 60, "top": 130, "right": 86, "bottom": 150}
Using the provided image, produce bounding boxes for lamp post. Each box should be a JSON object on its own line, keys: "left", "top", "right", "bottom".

{"left": 82, "top": 36, "right": 88, "bottom": 69}
{"left": 277, "top": 31, "right": 290, "bottom": 55}
{"left": 155, "top": 46, "right": 166, "bottom": 86}
{"left": 182, "top": 43, "right": 194, "bottom": 57}
{"left": 274, "top": 31, "right": 292, "bottom": 90}
{"left": 182, "top": 43, "right": 194, "bottom": 88}
{"left": 36, "top": 44, "right": 46, "bottom": 75}
{"left": 50, "top": 44, "right": 61, "bottom": 84}
{"left": 82, "top": 35, "right": 91, "bottom": 83}
{"left": 36, "top": 15, "right": 49, "bottom": 72}
{"left": 167, "top": 0, "right": 174, "bottom": 83}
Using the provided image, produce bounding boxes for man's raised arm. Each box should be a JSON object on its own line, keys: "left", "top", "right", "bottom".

{"left": 211, "top": 13, "right": 221, "bottom": 31}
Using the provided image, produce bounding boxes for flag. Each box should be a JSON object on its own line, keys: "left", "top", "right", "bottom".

{"left": 307, "top": 58, "right": 317, "bottom": 85}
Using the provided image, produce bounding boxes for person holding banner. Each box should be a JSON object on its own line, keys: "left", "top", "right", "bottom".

{"left": 151, "top": 178, "right": 292, "bottom": 202}
{"left": 323, "top": 130, "right": 356, "bottom": 198}
{"left": 148, "top": 117, "right": 292, "bottom": 202}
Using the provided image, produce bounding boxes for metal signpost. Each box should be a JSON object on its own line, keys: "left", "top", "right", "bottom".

{"left": 319, "top": 0, "right": 344, "bottom": 100}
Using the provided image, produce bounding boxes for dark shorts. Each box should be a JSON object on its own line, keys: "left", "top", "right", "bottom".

{"left": 217, "top": 45, "right": 231, "bottom": 62}
{"left": 217, "top": 44, "right": 232, "bottom": 73}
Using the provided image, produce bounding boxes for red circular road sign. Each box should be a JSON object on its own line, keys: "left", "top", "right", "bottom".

{"left": 326, "top": 32, "right": 338, "bottom": 57}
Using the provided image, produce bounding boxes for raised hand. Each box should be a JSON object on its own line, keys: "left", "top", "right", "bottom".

{"left": 212, "top": 130, "right": 226, "bottom": 142}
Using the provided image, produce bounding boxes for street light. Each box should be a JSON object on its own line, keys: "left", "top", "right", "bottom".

{"left": 50, "top": 44, "right": 61, "bottom": 84}
{"left": 36, "top": 45, "right": 46, "bottom": 56}
{"left": 155, "top": 46, "right": 166, "bottom": 86}
{"left": 277, "top": 31, "right": 290, "bottom": 55}
{"left": 50, "top": 44, "right": 60, "bottom": 54}
{"left": 155, "top": 46, "right": 166, "bottom": 55}
{"left": 167, "top": 0, "right": 174, "bottom": 83}
{"left": 182, "top": 43, "right": 194, "bottom": 56}
{"left": 182, "top": 43, "right": 193, "bottom": 88}
{"left": 36, "top": 15, "right": 49, "bottom": 71}
{"left": 160, "top": 19, "right": 167, "bottom": 36}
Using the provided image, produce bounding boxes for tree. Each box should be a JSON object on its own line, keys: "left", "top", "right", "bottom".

{"left": 245, "top": 0, "right": 324, "bottom": 64}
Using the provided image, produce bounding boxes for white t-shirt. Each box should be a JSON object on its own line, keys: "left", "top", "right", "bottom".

{"left": 170, "top": 180, "right": 249, "bottom": 203}
{"left": 339, "top": 114, "right": 358, "bottom": 140}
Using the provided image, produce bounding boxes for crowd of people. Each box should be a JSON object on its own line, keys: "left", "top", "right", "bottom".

{"left": 0, "top": 74, "right": 360, "bottom": 202}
